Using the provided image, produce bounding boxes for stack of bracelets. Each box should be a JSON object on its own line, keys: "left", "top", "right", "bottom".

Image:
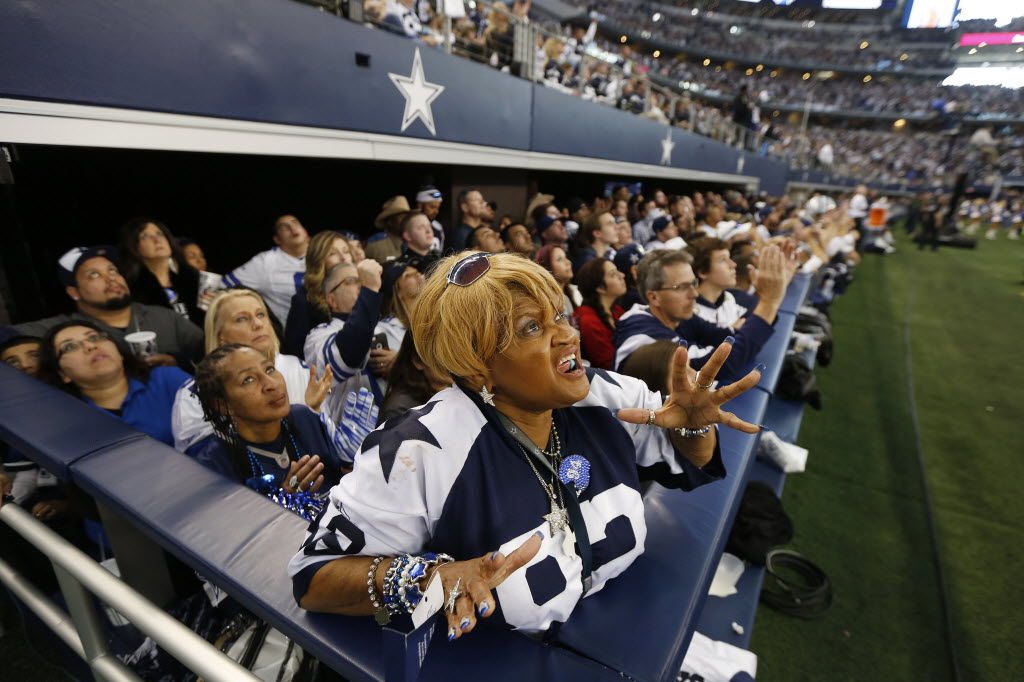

{"left": 369, "top": 552, "right": 454, "bottom": 625}
{"left": 245, "top": 474, "right": 326, "bottom": 522}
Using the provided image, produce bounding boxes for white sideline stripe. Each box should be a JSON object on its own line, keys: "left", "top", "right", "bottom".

{"left": 0, "top": 98, "right": 758, "bottom": 186}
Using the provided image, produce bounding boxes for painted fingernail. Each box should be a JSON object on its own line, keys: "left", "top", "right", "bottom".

{"left": 478, "top": 602, "right": 489, "bottom": 616}
{"left": 490, "top": 551, "right": 500, "bottom": 561}
{"left": 678, "top": 340, "right": 688, "bottom": 348}
{"left": 448, "top": 627, "right": 457, "bottom": 641}
{"left": 460, "top": 617, "right": 472, "bottom": 630}
{"left": 755, "top": 363, "right": 767, "bottom": 373}
{"left": 725, "top": 335, "right": 735, "bottom": 344}
{"left": 534, "top": 530, "right": 544, "bottom": 539}
{"left": 759, "top": 424, "right": 772, "bottom": 431}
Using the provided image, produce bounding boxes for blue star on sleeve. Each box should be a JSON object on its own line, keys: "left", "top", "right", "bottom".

{"left": 359, "top": 400, "right": 441, "bottom": 483}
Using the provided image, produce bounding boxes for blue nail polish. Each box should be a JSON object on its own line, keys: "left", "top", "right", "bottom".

{"left": 478, "top": 602, "right": 489, "bottom": 616}
{"left": 679, "top": 340, "right": 688, "bottom": 348}
{"left": 756, "top": 363, "right": 767, "bottom": 373}
{"left": 448, "top": 628, "right": 456, "bottom": 641}
{"left": 534, "top": 530, "right": 544, "bottom": 539}
{"left": 490, "top": 551, "right": 500, "bottom": 561}
{"left": 460, "top": 618, "right": 472, "bottom": 630}
{"left": 759, "top": 424, "right": 772, "bottom": 431}
{"left": 725, "top": 335, "right": 735, "bottom": 344}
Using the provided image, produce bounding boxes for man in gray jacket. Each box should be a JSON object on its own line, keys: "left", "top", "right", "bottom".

{"left": 9, "top": 246, "right": 204, "bottom": 368}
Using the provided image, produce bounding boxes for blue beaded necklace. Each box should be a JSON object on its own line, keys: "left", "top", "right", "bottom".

{"left": 242, "top": 419, "right": 324, "bottom": 522}
{"left": 244, "top": 418, "right": 302, "bottom": 480}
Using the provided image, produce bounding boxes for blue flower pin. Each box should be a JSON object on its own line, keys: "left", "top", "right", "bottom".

{"left": 559, "top": 455, "right": 591, "bottom": 495}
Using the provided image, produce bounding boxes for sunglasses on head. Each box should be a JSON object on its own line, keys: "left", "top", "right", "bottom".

{"left": 446, "top": 252, "right": 492, "bottom": 288}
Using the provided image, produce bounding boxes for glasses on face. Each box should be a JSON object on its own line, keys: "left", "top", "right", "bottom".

{"left": 329, "top": 277, "right": 360, "bottom": 295}
{"left": 57, "top": 331, "right": 111, "bottom": 359}
{"left": 446, "top": 253, "right": 492, "bottom": 288}
{"left": 655, "top": 279, "right": 699, "bottom": 293}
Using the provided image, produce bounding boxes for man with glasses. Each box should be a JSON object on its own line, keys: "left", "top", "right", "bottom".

{"left": 613, "top": 248, "right": 786, "bottom": 384}
{"left": 304, "top": 259, "right": 400, "bottom": 424}
{"left": 8, "top": 246, "right": 204, "bottom": 368}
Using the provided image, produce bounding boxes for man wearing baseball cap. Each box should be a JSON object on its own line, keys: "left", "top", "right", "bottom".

{"left": 416, "top": 185, "right": 445, "bottom": 253}
{"left": 6, "top": 246, "right": 204, "bottom": 367}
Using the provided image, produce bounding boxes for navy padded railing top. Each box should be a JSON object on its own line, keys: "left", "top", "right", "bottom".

{"left": 0, "top": 364, "right": 144, "bottom": 479}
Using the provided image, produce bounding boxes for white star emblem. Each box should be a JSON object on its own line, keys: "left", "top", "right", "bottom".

{"left": 388, "top": 48, "right": 445, "bottom": 136}
{"left": 660, "top": 128, "right": 675, "bottom": 166}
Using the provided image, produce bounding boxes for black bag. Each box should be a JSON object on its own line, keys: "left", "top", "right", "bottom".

{"left": 725, "top": 482, "right": 794, "bottom": 565}
{"left": 795, "top": 308, "right": 834, "bottom": 367}
{"left": 774, "top": 353, "right": 822, "bottom": 410}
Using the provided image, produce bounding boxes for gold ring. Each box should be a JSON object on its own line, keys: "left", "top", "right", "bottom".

{"left": 695, "top": 373, "right": 714, "bottom": 390}
{"left": 646, "top": 409, "right": 656, "bottom": 426}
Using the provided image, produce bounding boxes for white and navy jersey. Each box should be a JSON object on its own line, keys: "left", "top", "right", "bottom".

{"left": 383, "top": 0, "right": 423, "bottom": 38}
{"left": 223, "top": 247, "right": 306, "bottom": 323}
{"left": 171, "top": 353, "right": 311, "bottom": 453}
{"left": 288, "top": 370, "right": 724, "bottom": 633}
{"left": 303, "top": 314, "right": 405, "bottom": 425}
{"left": 613, "top": 304, "right": 773, "bottom": 385}
{"left": 694, "top": 291, "right": 747, "bottom": 329}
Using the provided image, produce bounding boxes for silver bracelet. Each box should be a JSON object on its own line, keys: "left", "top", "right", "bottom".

{"left": 366, "top": 556, "right": 389, "bottom": 625}
{"left": 675, "top": 426, "right": 711, "bottom": 438}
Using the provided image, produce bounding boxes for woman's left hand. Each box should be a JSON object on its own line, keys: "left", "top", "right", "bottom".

{"left": 305, "top": 366, "right": 334, "bottom": 413}
{"left": 617, "top": 341, "right": 762, "bottom": 434}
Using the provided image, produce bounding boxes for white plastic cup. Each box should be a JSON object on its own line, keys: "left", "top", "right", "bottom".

{"left": 124, "top": 331, "right": 158, "bottom": 359}
{"left": 197, "top": 271, "right": 223, "bottom": 311}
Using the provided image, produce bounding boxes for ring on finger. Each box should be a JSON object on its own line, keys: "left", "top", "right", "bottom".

{"left": 695, "top": 373, "right": 714, "bottom": 390}
{"left": 445, "top": 577, "right": 463, "bottom": 614}
{"left": 646, "top": 408, "right": 656, "bottom": 426}
{"left": 289, "top": 475, "right": 299, "bottom": 489}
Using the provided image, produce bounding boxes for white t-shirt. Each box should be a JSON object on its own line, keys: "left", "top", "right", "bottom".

{"left": 171, "top": 353, "right": 311, "bottom": 452}
{"left": 223, "top": 247, "right": 306, "bottom": 323}
{"left": 848, "top": 193, "right": 869, "bottom": 220}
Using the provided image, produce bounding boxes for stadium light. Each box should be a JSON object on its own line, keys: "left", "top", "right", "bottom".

{"left": 755, "top": 64, "right": 764, "bottom": 72}
{"left": 691, "top": 8, "right": 699, "bottom": 16}
{"left": 653, "top": 50, "right": 661, "bottom": 58}
{"left": 859, "top": 41, "right": 869, "bottom": 49}
{"left": 802, "top": 72, "right": 812, "bottom": 80}
{"left": 894, "top": 118, "right": 906, "bottom": 129}
{"left": 652, "top": 12, "right": 662, "bottom": 22}
{"left": 900, "top": 53, "right": 909, "bottom": 61}
{"left": 620, "top": 35, "right": 627, "bottom": 43}
{"left": 703, "top": 58, "right": 711, "bottom": 66}
{"left": 968, "top": 48, "right": 978, "bottom": 54}
{"left": 863, "top": 75, "right": 872, "bottom": 83}
{"left": 745, "top": 68, "right": 754, "bottom": 76}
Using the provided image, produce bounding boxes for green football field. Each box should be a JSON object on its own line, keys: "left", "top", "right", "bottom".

{"left": 751, "top": 228, "right": 1024, "bottom": 681}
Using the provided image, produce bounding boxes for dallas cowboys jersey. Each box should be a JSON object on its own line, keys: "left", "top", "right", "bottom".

{"left": 614, "top": 304, "right": 773, "bottom": 384}
{"left": 694, "top": 291, "right": 748, "bottom": 329}
{"left": 222, "top": 247, "right": 306, "bottom": 323}
{"left": 288, "top": 369, "right": 724, "bottom": 634}
{"left": 171, "top": 353, "right": 311, "bottom": 453}
{"left": 303, "top": 314, "right": 406, "bottom": 425}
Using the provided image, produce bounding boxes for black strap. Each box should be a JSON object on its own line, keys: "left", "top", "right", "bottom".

{"left": 760, "top": 549, "right": 832, "bottom": 619}
{"left": 495, "top": 412, "right": 594, "bottom": 594}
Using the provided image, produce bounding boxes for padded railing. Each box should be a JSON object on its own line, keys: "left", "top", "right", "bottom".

{"left": 0, "top": 278, "right": 809, "bottom": 681}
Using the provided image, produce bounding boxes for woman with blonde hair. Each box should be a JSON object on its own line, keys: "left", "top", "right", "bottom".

{"left": 284, "top": 231, "right": 352, "bottom": 356}
{"left": 290, "top": 251, "right": 763, "bottom": 641}
{"left": 172, "top": 288, "right": 330, "bottom": 454}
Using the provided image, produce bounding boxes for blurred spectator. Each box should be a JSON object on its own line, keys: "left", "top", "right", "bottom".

{"left": 223, "top": 214, "right": 309, "bottom": 323}
{"left": 687, "top": 237, "right": 747, "bottom": 328}
{"left": 284, "top": 231, "right": 352, "bottom": 357}
{"left": 178, "top": 238, "right": 209, "bottom": 272}
{"left": 365, "top": 196, "right": 412, "bottom": 264}
{"left": 416, "top": 186, "right": 445, "bottom": 252}
{"left": 118, "top": 217, "right": 204, "bottom": 326}
{"left": 1, "top": 334, "right": 42, "bottom": 377}
{"left": 470, "top": 225, "right": 506, "bottom": 253}
{"left": 401, "top": 211, "right": 440, "bottom": 258}
{"left": 452, "top": 189, "right": 487, "bottom": 251}
{"left": 11, "top": 247, "right": 203, "bottom": 368}
{"left": 573, "top": 211, "right": 618, "bottom": 269}
{"left": 501, "top": 222, "right": 535, "bottom": 257}
{"left": 39, "top": 320, "right": 190, "bottom": 446}
{"left": 535, "top": 244, "right": 580, "bottom": 318}
{"left": 573, "top": 258, "right": 627, "bottom": 370}
{"left": 536, "top": 215, "right": 569, "bottom": 248}
{"left": 377, "top": 335, "right": 451, "bottom": 424}
{"left": 613, "top": 242, "right": 646, "bottom": 311}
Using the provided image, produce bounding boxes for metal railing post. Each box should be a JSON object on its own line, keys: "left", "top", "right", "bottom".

{"left": 348, "top": 0, "right": 363, "bottom": 23}
{"left": 443, "top": 14, "right": 453, "bottom": 55}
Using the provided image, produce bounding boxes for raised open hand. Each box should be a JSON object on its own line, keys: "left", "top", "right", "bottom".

{"left": 748, "top": 243, "right": 786, "bottom": 306}
{"left": 305, "top": 365, "right": 334, "bottom": 413}
{"left": 433, "top": 532, "right": 542, "bottom": 641}
{"left": 617, "top": 342, "right": 762, "bottom": 434}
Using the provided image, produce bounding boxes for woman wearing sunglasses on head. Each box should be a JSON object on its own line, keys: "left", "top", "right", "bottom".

{"left": 38, "top": 320, "right": 190, "bottom": 446}
{"left": 289, "top": 251, "right": 764, "bottom": 641}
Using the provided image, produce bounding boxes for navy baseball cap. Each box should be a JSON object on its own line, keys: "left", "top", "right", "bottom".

{"left": 57, "top": 246, "right": 117, "bottom": 287}
{"left": 652, "top": 216, "right": 673, "bottom": 234}
{"left": 613, "top": 243, "right": 646, "bottom": 274}
{"left": 536, "top": 216, "right": 562, "bottom": 233}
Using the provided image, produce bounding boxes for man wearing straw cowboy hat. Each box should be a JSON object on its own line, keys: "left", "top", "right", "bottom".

{"left": 365, "top": 195, "right": 413, "bottom": 264}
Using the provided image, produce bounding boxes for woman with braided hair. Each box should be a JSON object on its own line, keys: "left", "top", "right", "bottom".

{"left": 190, "top": 344, "right": 377, "bottom": 493}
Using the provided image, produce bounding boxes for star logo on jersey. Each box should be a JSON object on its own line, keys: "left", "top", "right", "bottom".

{"left": 585, "top": 367, "right": 621, "bottom": 389}
{"left": 361, "top": 400, "right": 441, "bottom": 483}
{"left": 660, "top": 128, "right": 675, "bottom": 166}
{"left": 388, "top": 47, "right": 445, "bottom": 136}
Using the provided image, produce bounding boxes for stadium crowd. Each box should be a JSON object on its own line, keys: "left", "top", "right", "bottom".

{"left": 0, "top": 178, "right": 880, "bottom": 641}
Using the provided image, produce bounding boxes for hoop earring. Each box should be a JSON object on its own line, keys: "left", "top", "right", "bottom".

{"left": 479, "top": 385, "right": 496, "bottom": 406}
